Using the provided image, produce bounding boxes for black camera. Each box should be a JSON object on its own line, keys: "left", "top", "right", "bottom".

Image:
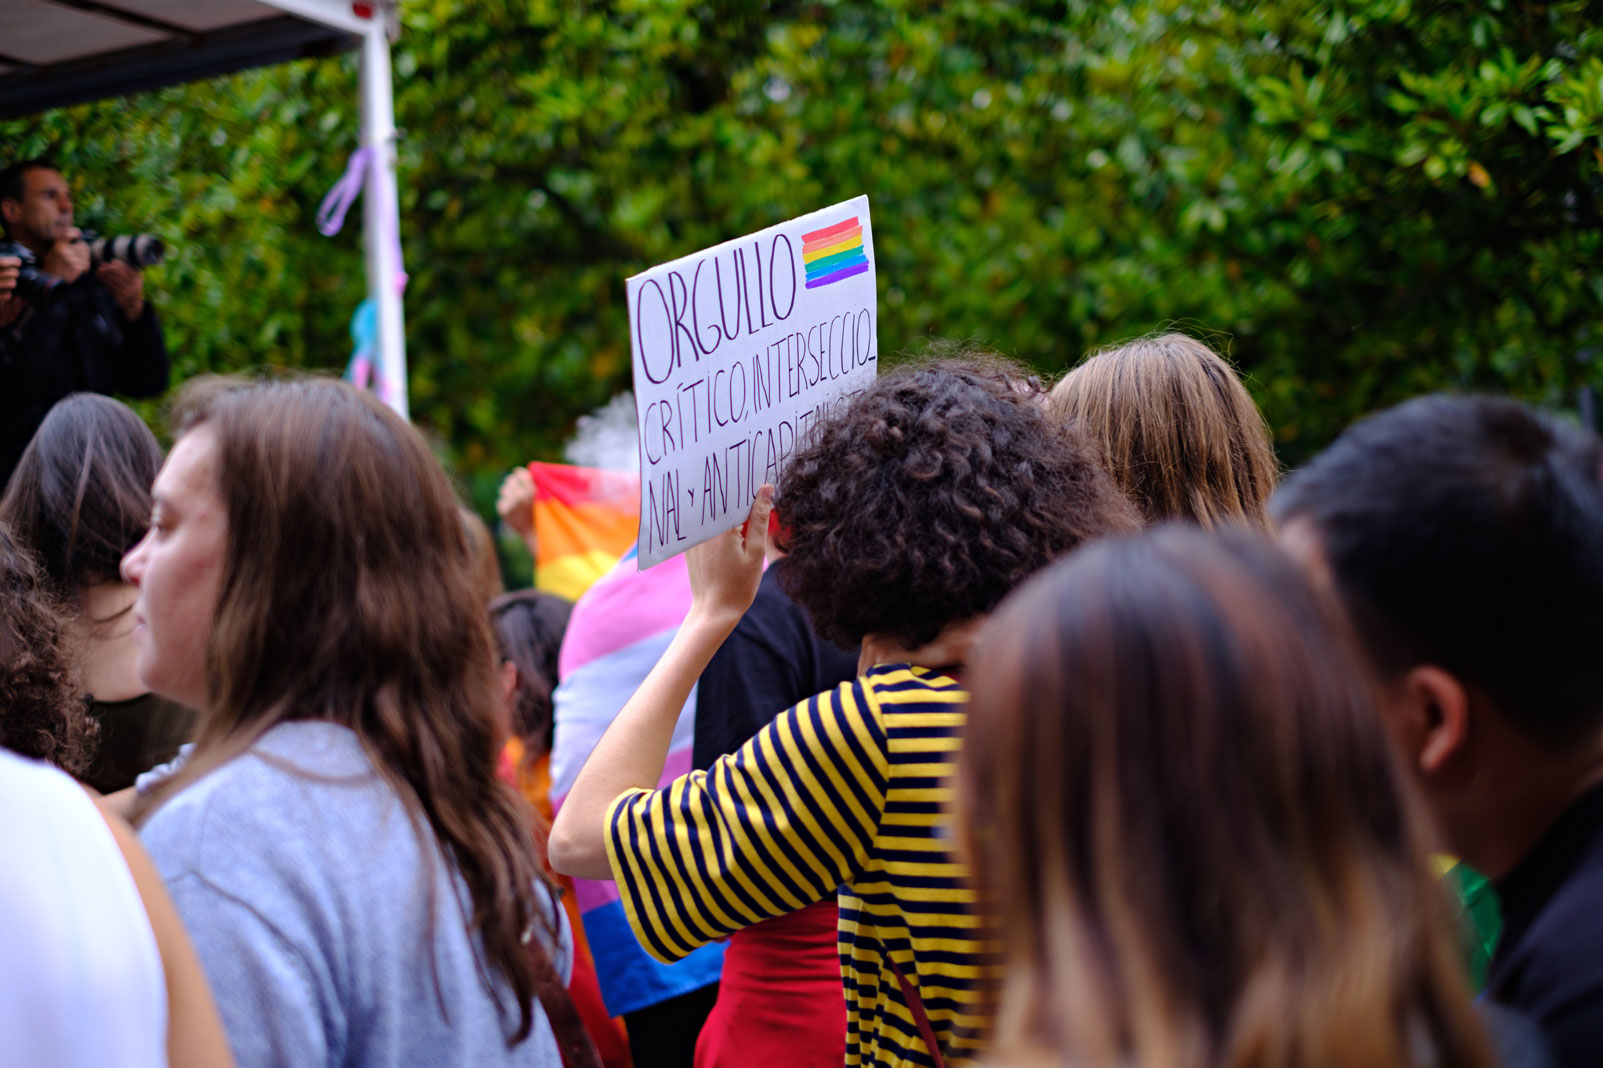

{"left": 0, "top": 239, "right": 57, "bottom": 300}
{"left": 83, "top": 231, "right": 166, "bottom": 268}
{"left": 0, "top": 231, "right": 166, "bottom": 304}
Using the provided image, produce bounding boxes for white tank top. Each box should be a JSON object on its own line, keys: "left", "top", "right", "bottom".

{"left": 0, "top": 748, "right": 167, "bottom": 1067}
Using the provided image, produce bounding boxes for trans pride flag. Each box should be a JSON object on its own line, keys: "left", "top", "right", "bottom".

{"left": 529, "top": 462, "right": 640, "bottom": 602}
{"left": 548, "top": 547, "right": 724, "bottom": 1016}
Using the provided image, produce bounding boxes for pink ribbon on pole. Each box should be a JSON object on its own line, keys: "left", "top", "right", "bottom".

{"left": 316, "top": 144, "right": 408, "bottom": 294}
{"left": 316, "top": 146, "right": 371, "bottom": 237}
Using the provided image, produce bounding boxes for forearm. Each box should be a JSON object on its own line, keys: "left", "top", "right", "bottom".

{"left": 548, "top": 606, "right": 739, "bottom": 879}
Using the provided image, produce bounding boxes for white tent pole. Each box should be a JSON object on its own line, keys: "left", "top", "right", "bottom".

{"left": 359, "top": 21, "right": 408, "bottom": 420}
{"left": 253, "top": 0, "right": 371, "bottom": 35}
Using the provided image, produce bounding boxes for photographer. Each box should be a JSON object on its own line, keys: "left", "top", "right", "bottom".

{"left": 0, "top": 158, "right": 169, "bottom": 486}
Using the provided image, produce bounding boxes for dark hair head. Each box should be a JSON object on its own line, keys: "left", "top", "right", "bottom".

{"left": 775, "top": 353, "right": 1140, "bottom": 648}
{"left": 132, "top": 375, "right": 548, "bottom": 1045}
{"left": 0, "top": 157, "right": 58, "bottom": 235}
{"left": 960, "top": 526, "right": 1494, "bottom": 1068}
{"left": 0, "top": 523, "right": 95, "bottom": 772}
{"left": 1047, "top": 332, "right": 1280, "bottom": 527}
{"left": 0, "top": 393, "right": 164, "bottom": 604}
{"left": 489, "top": 589, "right": 573, "bottom": 752}
{"left": 1272, "top": 394, "right": 1603, "bottom": 747}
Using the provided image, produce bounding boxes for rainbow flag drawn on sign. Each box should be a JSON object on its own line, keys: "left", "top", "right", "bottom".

{"left": 530, "top": 462, "right": 641, "bottom": 602}
{"left": 801, "top": 216, "right": 870, "bottom": 289}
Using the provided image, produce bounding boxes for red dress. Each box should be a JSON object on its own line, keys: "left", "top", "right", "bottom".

{"left": 693, "top": 900, "right": 846, "bottom": 1068}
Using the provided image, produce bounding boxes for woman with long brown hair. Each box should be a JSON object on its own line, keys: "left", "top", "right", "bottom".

{"left": 1047, "top": 333, "right": 1279, "bottom": 526}
{"left": 959, "top": 526, "right": 1499, "bottom": 1068}
{"left": 121, "top": 378, "right": 569, "bottom": 1067}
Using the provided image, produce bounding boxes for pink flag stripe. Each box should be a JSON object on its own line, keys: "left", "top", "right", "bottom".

{"left": 558, "top": 552, "right": 692, "bottom": 679}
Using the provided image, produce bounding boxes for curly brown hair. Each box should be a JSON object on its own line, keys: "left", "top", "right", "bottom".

{"left": 776, "top": 354, "right": 1141, "bottom": 648}
{"left": 0, "top": 523, "right": 94, "bottom": 772}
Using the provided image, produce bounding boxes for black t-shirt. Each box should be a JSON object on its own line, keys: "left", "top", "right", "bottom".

{"left": 82, "top": 691, "right": 196, "bottom": 795}
{"left": 1487, "top": 781, "right": 1603, "bottom": 1067}
{"left": 693, "top": 560, "right": 860, "bottom": 771}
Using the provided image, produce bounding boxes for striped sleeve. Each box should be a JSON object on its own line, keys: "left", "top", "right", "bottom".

{"left": 605, "top": 677, "right": 888, "bottom": 964}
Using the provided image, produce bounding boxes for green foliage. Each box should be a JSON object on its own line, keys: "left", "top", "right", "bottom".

{"left": 4, "top": 0, "right": 1601, "bottom": 490}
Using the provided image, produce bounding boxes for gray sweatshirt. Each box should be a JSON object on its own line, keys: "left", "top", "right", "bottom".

{"left": 140, "top": 721, "right": 569, "bottom": 1068}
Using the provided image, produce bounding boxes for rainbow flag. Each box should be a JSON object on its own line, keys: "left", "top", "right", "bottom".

{"left": 801, "top": 216, "right": 870, "bottom": 289}
{"left": 530, "top": 462, "right": 640, "bottom": 602}
{"left": 550, "top": 547, "right": 724, "bottom": 1015}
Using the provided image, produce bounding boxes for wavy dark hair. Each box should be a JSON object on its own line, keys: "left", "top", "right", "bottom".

{"left": 960, "top": 526, "right": 1495, "bottom": 1068}
{"left": 130, "top": 377, "right": 550, "bottom": 1045}
{"left": 0, "top": 523, "right": 94, "bottom": 772}
{"left": 490, "top": 589, "right": 573, "bottom": 753}
{"left": 0, "top": 393, "right": 164, "bottom": 607}
{"left": 1272, "top": 393, "right": 1603, "bottom": 748}
{"left": 775, "top": 354, "right": 1140, "bottom": 648}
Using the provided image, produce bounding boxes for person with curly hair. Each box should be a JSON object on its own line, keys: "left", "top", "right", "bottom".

{"left": 0, "top": 521, "right": 233, "bottom": 1067}
{"left": 551, "top": 356, "right": 1139, "bottom": 1068}
{"left": 0, "top": 521, "right": 94, "bottom": 771}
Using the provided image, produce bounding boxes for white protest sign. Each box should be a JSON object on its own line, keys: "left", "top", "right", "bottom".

{"left": 629, "top": 196, "right": 877, "bottom": 568}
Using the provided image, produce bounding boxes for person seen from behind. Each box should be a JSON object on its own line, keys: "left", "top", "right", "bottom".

{"left": 1048, "top": 332, "right": 1279, "bottom": 526}
{"left": 0, "top": 521, "right": 232, "bottom": 1068}
{"left": 494, "top": 588, "right": 576, "bottom": 794}
{"left": 549, "top": 544, "right": 726, "bottom": 1067}
{"left": 121, "top": 377, "right": 572, "bottom": 1067}
{"left": 550, "top": 356, "right": 1140, "bottom": 1067}
{"left": 958, "top": 526, "right": 1505, "bottom": 1068}
{"left": 686, "top": 534, "right": 860, "bottom": 1067}
{"left": 491, "top": 590, "right": 632, "bottom": 1068}
{"left": 1, "top": 392, "right": 195, "bottom": 791}
{"left": 0, "top": 520, "right": 96, "bottom": 771}
{"left": 1273, "top": 395, "right": 1603, "bottom": 1066}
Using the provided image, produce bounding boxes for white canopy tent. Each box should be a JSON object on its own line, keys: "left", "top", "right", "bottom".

{"left": 0, "top": 0, "right": 410, "bottom": 417}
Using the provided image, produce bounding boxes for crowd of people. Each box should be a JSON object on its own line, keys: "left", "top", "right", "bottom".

{"left": 1, "top": 273, "right": 1601, "bottom": 1068}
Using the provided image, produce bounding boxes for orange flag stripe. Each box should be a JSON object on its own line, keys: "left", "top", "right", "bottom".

{"left": 536, "top": 498, "right": 639, "bottom": 564}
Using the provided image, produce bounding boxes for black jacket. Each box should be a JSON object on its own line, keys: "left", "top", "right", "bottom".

{"left": 0, "top": 275, "right": 168, "bottom": 487}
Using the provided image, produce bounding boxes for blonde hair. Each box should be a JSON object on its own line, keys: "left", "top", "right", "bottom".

{"left": 1048, "top": 333, "right": 1278, "bottom": 526}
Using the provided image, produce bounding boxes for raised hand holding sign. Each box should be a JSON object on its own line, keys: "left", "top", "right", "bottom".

{"left": 628, "top": 196, "right": 878, "bottom": 568}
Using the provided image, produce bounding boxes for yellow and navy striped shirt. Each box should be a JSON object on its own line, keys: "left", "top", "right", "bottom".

{"left": 605, "top": 665, "right": 993, "bottom": 1068}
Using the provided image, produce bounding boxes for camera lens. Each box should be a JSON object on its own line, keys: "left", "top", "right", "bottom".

{"left": 90, "top": 234, "right": 166, "bottom": 268}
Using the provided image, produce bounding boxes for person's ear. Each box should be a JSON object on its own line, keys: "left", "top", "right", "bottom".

{"left": 499, "top": 659, "right": 520, "bottom": 708}
{"left": 1403, "top": 665, "right": 1471, "bottom": 775}
{"left": 0, "top": 198, "right": 19, "bottom": 228}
